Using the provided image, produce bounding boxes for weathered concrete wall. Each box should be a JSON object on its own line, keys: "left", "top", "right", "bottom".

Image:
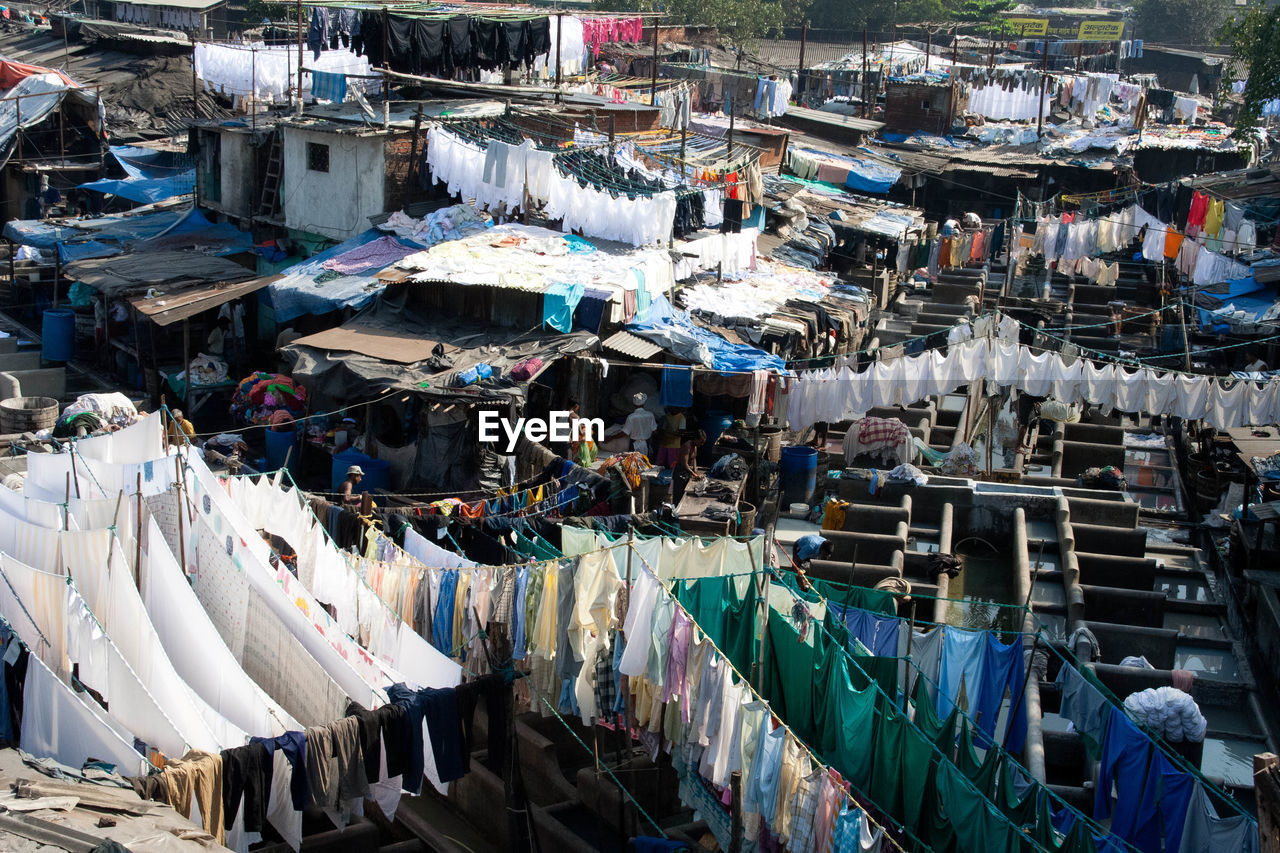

{"left": 282, "top": 126, "right": 386, "bottom": 242}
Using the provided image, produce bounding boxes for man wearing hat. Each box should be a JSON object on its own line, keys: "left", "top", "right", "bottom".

{"left": 622, "top": 392, "right": 658, "bottom": 457}
{"left": 339, "top": 465, "right": 364, "bottom": 506}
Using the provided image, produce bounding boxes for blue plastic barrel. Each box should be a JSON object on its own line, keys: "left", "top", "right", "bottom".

{"left": 333, "top": 450, "right": 390, "bottom": 493}
{"left": 702, "top": 409, "right": 734, "bottom": 462}
{"left": 41, "top": 309, "right": 75, "bottom": 362}
{"left": 780, "top": 445, "right": 818, "bottom": 507}
{"left": 361, "top": 458, "right": 390, "bottom": 493}
{"left": 264, "top": 428, "right": 299, "bottom": 475}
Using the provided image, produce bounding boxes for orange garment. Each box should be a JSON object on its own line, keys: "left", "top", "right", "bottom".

{"left": 1163, "top": 229, "right": 1185, "bottom": 259}
{"left": 458, "top": 501, "right": 485, "bottom": 519}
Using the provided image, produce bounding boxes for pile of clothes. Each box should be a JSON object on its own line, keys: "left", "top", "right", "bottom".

{"left": 231, "top": 373, "right": 307, "bottom": 427}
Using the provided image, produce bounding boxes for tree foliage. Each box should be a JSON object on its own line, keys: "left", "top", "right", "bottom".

{"left": 1132, "top": 0, "right": 1232, "bottom": 47}
{"left": 803, "top": 0, "right": 1011, "bottom": 33}
{"left": 243, "top": 0, "right": 291, "bottom": 24}
{"left": 1219, "top": 5, "right": 1280, "bottom": 135}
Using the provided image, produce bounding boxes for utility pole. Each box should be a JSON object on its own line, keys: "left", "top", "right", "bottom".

{"left": 1036, "top": 39, "right": 1049, "bottom": 137}
{"left": 797, "top": 20, "right": 808, "bottom": 104}
{"left": 862, "top": 29, "right": 869, "bottom": 118}
{"left": 650, "top": 22, "right": 659, "bottom": 105}
{"left": 296, "top": 0, "right": 304, "bottom": 112}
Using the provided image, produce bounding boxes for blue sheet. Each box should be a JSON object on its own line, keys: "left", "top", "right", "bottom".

{"left": 843, "top": 158, "right": 902, "bottom": 194}
{"left": 57, "top": 240, "right": 121, "bottom": 263}
{"left": 627, "top": 295, "right": 787, "bottom": 373}
{"left": 79, "top": 170, "right": 196, "bottom": 204}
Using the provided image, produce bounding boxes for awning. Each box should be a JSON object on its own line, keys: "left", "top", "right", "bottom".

{"left": 289, "top": 325, "right": 455, "bottom": 364}
{"left": 67, "top": 250, "right": 254, "bottom": 297}
{"left": 601, "top": 329, "right": 662, "bottom": 360}
{"left": 127, "top": 275, "right": 280, "bottom": 326}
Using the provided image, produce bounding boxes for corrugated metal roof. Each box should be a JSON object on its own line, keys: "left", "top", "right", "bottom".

{"left": 602, "top": 330, "right": 663, "bottom": 360}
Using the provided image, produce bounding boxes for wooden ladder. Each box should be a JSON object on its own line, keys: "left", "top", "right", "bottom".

{"left": 258, "top": 132, "right": 283, "bottom": 218}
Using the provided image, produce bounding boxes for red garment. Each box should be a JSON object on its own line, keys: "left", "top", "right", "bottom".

{"left": 1187, "top": 191, "right": 1209, "bottom": 228}
{"left": 726, "top": 170, "right": 740, "bottom": 200}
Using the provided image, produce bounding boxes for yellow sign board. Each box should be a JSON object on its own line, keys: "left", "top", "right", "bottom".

{"left": 1077, "top": 20, "right": 1124, "bottom": 40}
{"left": 1004, "top": 16, "right": 1048, "bottom": 36}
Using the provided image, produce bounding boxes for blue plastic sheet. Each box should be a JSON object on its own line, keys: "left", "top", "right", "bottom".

{"left": 79, "top": 171, "right": 195, "bottom": 204}
{"left": 264, "top": 229, "right": 414, "bottom": 323}
{"left": 56, "top": 240, "right": 121, "bottom": 263}
{"left": 627, "top": 295, "right": 787, "bottom": 373}
{"left": 843, "top": 158, "right": 902, "bottom": 194}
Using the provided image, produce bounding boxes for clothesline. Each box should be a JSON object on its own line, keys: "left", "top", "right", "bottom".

{"left": 786, "top": 318, "right": 1280, "bottom": 432}
{"left": 792, "top": 569, "right": 1256, "bottom": 826}
{"left": 764, "top": 567, "right": 1137, "bottom": 853}
{"left": 626, "top": 545, "right": 912, "bottom": 853}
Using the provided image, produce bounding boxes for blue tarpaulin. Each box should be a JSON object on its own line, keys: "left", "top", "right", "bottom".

{"left": 1197, "top": 276, "right": 1278, "bottom": 332}
{"left": 57, "top": 240, "right": 122, "bottom": 263}
{"left": 263, "top": 229, "right": 416, "bottom": 323}
{"left": 626, "top": 295, "right": 787, "bottom": 373}
{"left": 1, "top": 219, "right": 81, "bottom": 249}
{"left": 79, "top": 172, "right": 195, "bottom": 204}
{"left": 843, "top": 158, "right": 902, "bottom": 194}
{"left": 79, "top": 145, "right": 196, "bottom": 203}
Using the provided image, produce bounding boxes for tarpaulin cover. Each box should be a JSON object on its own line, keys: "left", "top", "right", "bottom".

{"left": 842, "top": 158, "right": 903, "bottom": 194}
{"left": 264, "top": 229, "right": 414, "bottom": 323}
{"left": 2, "top": 219, "right": 83, "bottom": 249}
{"left": 57, "top": 239, "right": 122, "bottom": 263}
{"left": 79, "top": 145, "right": 197, "bottom": 203}
{"left": 1196, "top": 275, "right": 1279, "bottom": 332}
{"left": 281, "top": 280, "right": 597, "bottom": 404}
{"left": 626, "top": 294, "right": 787, "bottom": 372}
{"left": 108, "top": 145, "right": 194, "bottom": 180}
{"left": 0, "top": 59, "right": 76, "bottom": 89}
{"left": 79, "top": 172, "right": 195, "bottom": 203}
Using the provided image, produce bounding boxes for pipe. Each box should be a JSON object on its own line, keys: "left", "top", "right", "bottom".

{"left": 952, "top": 536, "right": 1000, "bottom": 554}
{"left": 1012, "top": 508, "right": 1047, "bottom": 781}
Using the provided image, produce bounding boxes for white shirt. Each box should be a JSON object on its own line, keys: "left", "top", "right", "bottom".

{"left": 623, "top": 407, "right": 658, "bottom": 441}
{"left": 1245, "top": 359, "right": 1268, "bottom": 373}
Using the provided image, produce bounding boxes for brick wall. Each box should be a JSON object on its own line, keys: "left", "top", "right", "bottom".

{"left": 383, "top": 130, "right": 424, "bottom": 213}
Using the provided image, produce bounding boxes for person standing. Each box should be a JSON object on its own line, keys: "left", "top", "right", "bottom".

{"left": 655, "top": 407, "right": 686, "bottom": 469}
{"left": 623, "top": 392, "right": 658, "bottom": 456}
{"left": 672, "top": 430, "right": 705, "bottom": 505}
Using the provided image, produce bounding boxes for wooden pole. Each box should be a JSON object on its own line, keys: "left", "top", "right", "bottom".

{"left": 251, "top": 47, "right": 257, "bottom": 130}
{"left": 192, "top": 44, "right": 199, "bottom": 117}
{"left": 296, "top": 0, "right": 304, "bottom": 111}
{"left": 727, "top": 96, "right": 735, "bottom": 159}
{"left": 554, "top": 11, "right": 564, "bottom": 102}
{"left": 728, "top": 771, "right": 743, "bottom": 853}
{"left": 134, "top": 471, "right": 143, "bottom": 590}
{"left": 1002, "top": 634, "right": 1040, "bottom": 750}
{"left": 925, "top": 29, "right": 931, "bottom": 72}
{"left": 1254, "top": 753, "right": 1280, "bottom": 853}
{"left": 796, "top": 20, "right": 808, "bottom": 103}
{"left": 174, "top": 455, "right": 186, "bottom": 574}
{"left": 69, "top": 448, "right": 81, "bottom": 498}
{"left": 862, "top": 29, "right": 869, "bottom": 119}
{"left": 408, "top": 103, "right": 423, "bottom": 189}
{"left": 650, "top": 22, "right": 659, "bottom": 105}
{"left": 952, "top": 26, "right": 958, "bottom": 66}
{"left": 1036, "top": 39, "right": 1049, "bottom": 138}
